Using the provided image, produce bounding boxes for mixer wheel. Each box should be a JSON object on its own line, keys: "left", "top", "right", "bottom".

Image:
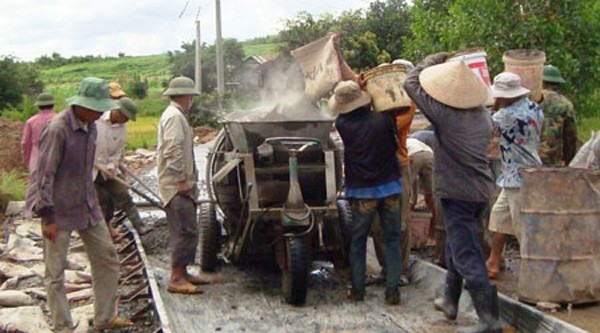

{"left": 281, "top": 236, "right": 309, "bottom": 305}
{"left": 200, "top": 202, "right": 220, "bottom": 272}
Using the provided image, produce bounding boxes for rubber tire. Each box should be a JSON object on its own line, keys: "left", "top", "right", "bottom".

{"left": 200, "top": 202, "right": 220, "bottom": 272}
{"left": 337, "top": 199, "right": 353, "bottom": 267}
{"left": 281, "top": 237, "right": 309, "bottom": 306}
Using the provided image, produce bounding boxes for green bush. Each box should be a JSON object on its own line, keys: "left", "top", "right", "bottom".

{"left": 1, "top": 96, "right": 40, "bottom": 121}
{"left": 128, "top": 73, "right": 149, "bottom": 99}
{"left": 0, "top": 170, "right": 28, "bottom": 211}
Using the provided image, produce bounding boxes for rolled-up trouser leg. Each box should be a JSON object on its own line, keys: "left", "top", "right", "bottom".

{"left": 165, "top": 194, "right": 199, "bottom": 267}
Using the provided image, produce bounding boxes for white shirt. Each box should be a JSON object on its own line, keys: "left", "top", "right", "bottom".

{"left": 94, "top": 111, "right": 127, "bottom": 179}
{"left": 407, "top": 137, "right": 433, "bottom": 156}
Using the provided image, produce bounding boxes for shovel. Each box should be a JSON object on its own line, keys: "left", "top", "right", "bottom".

{"left": 95, "top": 165, "right": 164, "bottom": 210}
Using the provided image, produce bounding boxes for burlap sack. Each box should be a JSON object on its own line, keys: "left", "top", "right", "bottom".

{"left": 291, "top": 33, "right": 343, "bottom": 101}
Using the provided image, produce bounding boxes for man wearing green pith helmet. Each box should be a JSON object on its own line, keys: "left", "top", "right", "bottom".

{"left": 158, "top": 76, "right": 210, "bottom": 294}
{"left": 32, "top": 77, "right": 133, "bottom": 332}
{"left": 539, "top": 65, "right": 578, "bottom": 167}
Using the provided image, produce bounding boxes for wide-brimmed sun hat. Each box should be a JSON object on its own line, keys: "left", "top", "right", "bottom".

{"left": 163, "top": 77, "right": 199, "bottom": 96}
{"left": 491, "top": 72, "right": 530, "bottom": 99}
{"left": 419, "top": 61, "right": 488, "bottom": 109}
{"left": 35, "top": 92, "right": 55, "bottom": 107}
{"left": 543, "top": 65, "right": 566, "bottom": 84}
{"left": 109, "top": 82, "right": 126, "bottom": 99}
{"left": 116, "top": 97, "right": 138, "bottom": 121}
{"left": 66, "top": 77, "right": 117, "bottom": 113}
{"left": 328, "top": 80, "right": 371, "bottom": 114}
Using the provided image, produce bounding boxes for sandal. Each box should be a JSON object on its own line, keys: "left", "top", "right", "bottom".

{"left": 185, "top": 274, "right": 211, "bottom": 285}
{"left": 167, "top": 282, "right": 204, "bottom": 294}
{"left": 94, "top": 316, "right": 133, "bottom": 330}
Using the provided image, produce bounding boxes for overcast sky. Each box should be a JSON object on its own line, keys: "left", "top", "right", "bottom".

{"left": 0, "top": 0, "right": 372, "bottom": 61}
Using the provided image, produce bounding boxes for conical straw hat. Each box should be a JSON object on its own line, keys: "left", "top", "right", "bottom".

{"left": 419, "top": 61, "right": 488, "bottom": 109}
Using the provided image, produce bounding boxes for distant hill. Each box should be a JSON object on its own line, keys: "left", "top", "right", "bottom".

{"left": 38, "top": 40, "right": 281, "bottom": 116}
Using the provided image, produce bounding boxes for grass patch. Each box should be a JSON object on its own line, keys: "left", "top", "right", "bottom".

{"left": 243, "top": 43, "right": 282, "bottom": 57}
{"left": 578, "top": 116, "right": 600, "bottom": 142}
{"left": 127, "top": 116, "right": 160, "bottom": 150}
{"left": 0, "top": 170, "right": 28, "bottom": 210}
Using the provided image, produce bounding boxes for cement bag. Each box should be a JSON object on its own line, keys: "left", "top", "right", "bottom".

{"left": 518, "top": 168, "right": 600, "bottom": 304}
{"left": 291, "top": 33, "right": 343, "bottom": 102}
{"left": 0, "top": 290, "right": 34, "bottom": 307}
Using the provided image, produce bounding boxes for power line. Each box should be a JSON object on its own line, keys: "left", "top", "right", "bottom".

{"left": 178, "top": 1, "right": 189, "bottom": 18}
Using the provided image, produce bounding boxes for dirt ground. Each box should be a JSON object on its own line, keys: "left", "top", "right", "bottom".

{"left": 0, "top": 119, "right": 25, "bottom": 174}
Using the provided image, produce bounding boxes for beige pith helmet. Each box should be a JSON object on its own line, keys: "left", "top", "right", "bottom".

{"left": 328, "top": 81, "right": 371, "bottom": 114}
{"left": 419, "top": 61, "right": 488, "bottom": 109}
{"left": 109, "top": 82, "right": 126, "bottom": 99}
{"left": 163, "top": 77, "right": 199, "bottom": 96}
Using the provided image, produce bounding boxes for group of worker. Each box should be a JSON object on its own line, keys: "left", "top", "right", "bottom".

{"left": 331, "top": 51, "right": 582, "bottom": 333}
{"left": 21, "top": 76, "right": 204, "bottom": 332}
{"left": 18, "top": 49, "right": 585, "bottom": 332}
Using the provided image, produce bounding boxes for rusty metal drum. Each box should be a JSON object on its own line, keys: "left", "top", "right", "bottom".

{"left": 518, "top": 168, "right": 600, "bottom": 304}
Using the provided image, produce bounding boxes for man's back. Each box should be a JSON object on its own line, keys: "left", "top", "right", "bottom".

{"left": 336, "top": 107, "right": 400, "bottom": 188}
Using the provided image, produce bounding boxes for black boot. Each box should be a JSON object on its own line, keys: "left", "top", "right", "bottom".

{"left": 458, "top": 285, "right": 503, "bottom": 333}
{"left": 433, "top": 272, "right": 462, "bottom": 320}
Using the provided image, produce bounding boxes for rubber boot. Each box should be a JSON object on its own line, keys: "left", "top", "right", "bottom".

{"left": 458, "top": 285, "right": 503, "bottom": 333}
{"left": 434, "top": 272, "right": 462, "bottom": 320}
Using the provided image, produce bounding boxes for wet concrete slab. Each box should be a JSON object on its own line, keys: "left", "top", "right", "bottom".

{"left": 148, "top": 246, "right": 477, "bottom": 333}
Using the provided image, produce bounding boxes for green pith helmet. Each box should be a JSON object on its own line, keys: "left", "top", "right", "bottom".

{"left": 35, "top": 92, "right": 55, "bottom": 107}
{"left": 66, "top": 77, "right": 117, "bottom": 113}
{"left": 163, "top": 76, "right": 199, "bottom": 96}
{"left": 116, "top": 97, "right": 138, "bottom": 121}
{"left": 543, "top": 65, "right": 566, "bottom": 84}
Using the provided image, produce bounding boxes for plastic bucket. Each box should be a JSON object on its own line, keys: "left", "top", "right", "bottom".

{"left": 518, "top": 168, "right": 600, "bottom": 304}
{"left": 502, "top": 49, "right": 546, "bottom": 102}
{"left": 362, "top": 64, "right": 411, "bottom": 112}
{"left": 448, "top": 48, "right": 493, "bottom": 106}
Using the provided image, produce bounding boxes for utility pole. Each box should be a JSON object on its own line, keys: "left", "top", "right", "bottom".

{"left": 195, "top": 19, "right": 202, "bottom": 93}
{"left": 215, "top": 0, "right": 225, "bottom": 110}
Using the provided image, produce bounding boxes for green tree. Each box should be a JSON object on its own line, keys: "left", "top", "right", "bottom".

{"left": 278, "top": 3, "right": 413, "bottom": 71}
{"left": 364, "top": 0, "right": 412, "bottom": 60}
{"left": 168, "top": 38, "right": 246, "bottom": 93}
{"left": 0, "top": 56, "right": 44, "bottom": 112}
{"left": 278, "top": 12, "right": 336, "bottom": 50}
{"left": 404, "top": 0, "right": 600, "bottom": 118}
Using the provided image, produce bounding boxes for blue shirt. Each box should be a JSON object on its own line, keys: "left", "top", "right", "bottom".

{"left": 492, "top": 97, "right": 544, "bottom": 188}
{"left": 345, "top": 178, "right": 402, "bottom": 199}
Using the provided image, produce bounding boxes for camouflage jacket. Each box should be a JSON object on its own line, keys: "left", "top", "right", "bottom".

{"left": 539, "top": 89, "right": 577, "bottom": 166}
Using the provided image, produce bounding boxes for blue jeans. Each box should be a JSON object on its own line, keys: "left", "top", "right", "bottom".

{"left": 350, "top": 195, "right": 402, "bottom": 295}
{"left": 441, "top": 198, "right": 490, "bottom": 289}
